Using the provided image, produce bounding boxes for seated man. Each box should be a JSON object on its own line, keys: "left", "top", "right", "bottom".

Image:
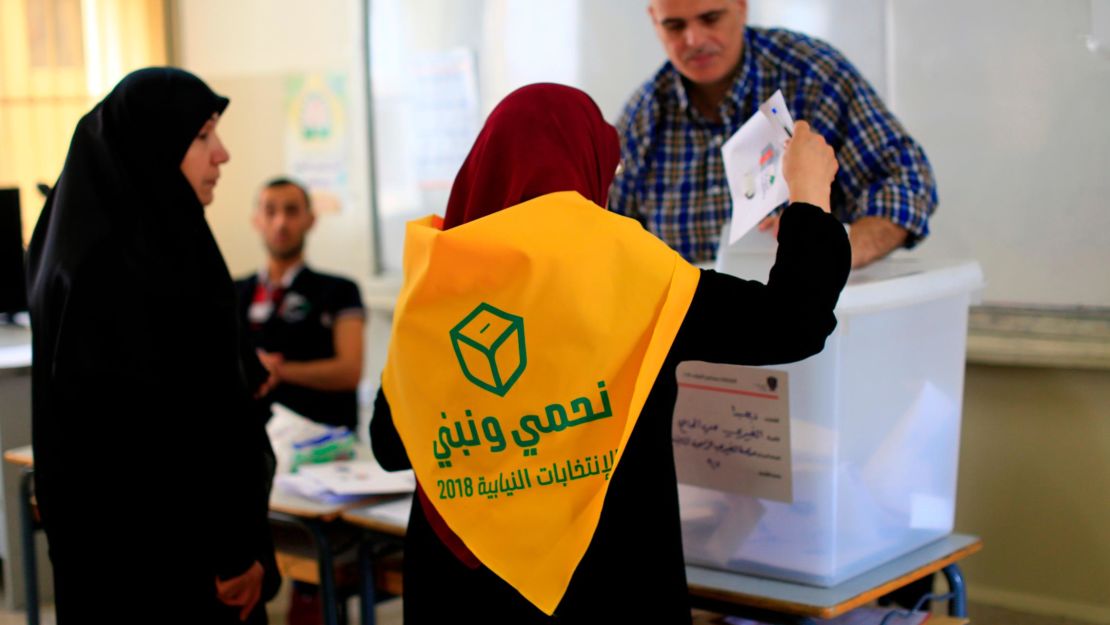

{"left": 237, "top": 177, "right": 367, "bottom": 624}
{"left": 236, "top": 177, "right": 365, "bottom": 431}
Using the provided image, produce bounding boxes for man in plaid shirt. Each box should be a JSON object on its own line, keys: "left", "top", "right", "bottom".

{"left": 610, "top": 0, "right": 937, "bottom": 268}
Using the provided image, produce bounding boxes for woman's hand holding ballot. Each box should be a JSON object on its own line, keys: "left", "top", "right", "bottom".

{"left": 782, "top": 120, "right": 838, "bottom": 213}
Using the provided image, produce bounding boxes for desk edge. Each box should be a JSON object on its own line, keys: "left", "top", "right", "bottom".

{"left": 687, "top": 537, "right": 983, "bottom": 619}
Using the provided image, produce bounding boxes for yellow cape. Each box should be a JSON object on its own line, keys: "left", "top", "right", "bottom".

{"left": 382, "top": 191, "right": 699, "bottom": 614}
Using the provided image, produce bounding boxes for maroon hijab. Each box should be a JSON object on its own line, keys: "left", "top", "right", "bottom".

{"left": 422, "top": 83, "right": 622, "bottom": 569}
{"left": 442, "top": 83, "right": 621, "bottom": 229}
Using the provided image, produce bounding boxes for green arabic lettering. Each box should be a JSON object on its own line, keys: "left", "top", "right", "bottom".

{"left": 434, "top": 426, "right": 452, "bottom": 461}
{"left": 453, "top": 413, "right": 481, "bottom": 456}
{"left": 597, "top": 381, "right": 613, "bottom": 418}
{"left": 553, "top": 463, "right": 569, "bottom": 487}
{"left": 541, "top": 403, "right": 570, "bottom": 433}
{"left": 511, "top": 414, "right": 542, "bottom": 454}
{"left": 481, "top": 416, "right": 507, "bottom": 453}
{"left": 536, "top": 467, "right": 553, "bottom": 486}
{"left": 567, "top": 380, "right": 613, "bottom": 426}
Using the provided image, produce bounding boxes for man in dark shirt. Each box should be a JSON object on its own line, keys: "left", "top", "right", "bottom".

{"left": 236, "top": 177, "right": 366, "bottom": 624}
{"left": 236, "top": 177, "right": 365, "bottom": 431}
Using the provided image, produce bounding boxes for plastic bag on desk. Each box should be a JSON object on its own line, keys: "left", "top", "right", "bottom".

{"left": 265, "top": 403, "right": 355, "bottom": 473}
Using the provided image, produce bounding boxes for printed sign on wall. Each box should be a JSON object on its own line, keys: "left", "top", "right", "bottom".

{"left": 285, "top": 73, "right": 350, "bottom": 214}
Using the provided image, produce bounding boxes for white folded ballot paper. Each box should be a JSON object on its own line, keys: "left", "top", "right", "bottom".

{"left": 721, "top": 90, "right": 795, "bottom": 245}
{"left": 276, "top": 460, "right": 416, "bottom": 502}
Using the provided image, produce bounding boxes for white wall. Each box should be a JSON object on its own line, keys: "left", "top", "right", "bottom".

{"left": 576, "top": 0, "right": 667, "bottom": 121}
{"left": 174, "top": 0, "right": 374, "bottom": 287}
{"left": 174, "top": 0, "right": 378, "bottom": 435}
{"left": 896, "top": 0, "right": 1110, "bottom": 308}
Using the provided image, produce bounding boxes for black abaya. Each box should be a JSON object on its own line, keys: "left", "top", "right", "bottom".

{"left": 26, "top": 67, "right": 279, "bottom": 624}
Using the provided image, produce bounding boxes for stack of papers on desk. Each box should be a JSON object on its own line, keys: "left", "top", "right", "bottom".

{"left": 275, "top": 460, "right": 415, "bottom": 503}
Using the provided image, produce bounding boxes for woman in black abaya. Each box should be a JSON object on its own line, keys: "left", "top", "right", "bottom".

{"left": 26, "top": 67, "right": 279, "bottom": 623}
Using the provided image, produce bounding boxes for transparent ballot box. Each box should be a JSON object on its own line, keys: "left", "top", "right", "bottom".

{"left": 677, "top": 233, "right": 983, "bottom": 587}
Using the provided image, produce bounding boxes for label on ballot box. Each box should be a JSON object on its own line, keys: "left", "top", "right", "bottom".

{"left": 672, "top": 361, "right": 793, "bottom": 504}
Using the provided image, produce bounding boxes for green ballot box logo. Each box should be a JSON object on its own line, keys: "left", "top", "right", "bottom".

{"left": 450, "top": 303, "right": 527, "bottom": 397}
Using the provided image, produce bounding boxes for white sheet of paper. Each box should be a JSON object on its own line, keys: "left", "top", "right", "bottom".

{"left": 722, "top": 90, "right": 794, "bottom": 244}
{"left": 296, "top": 461, "right": 416, "bottom": 496}
{"left": 758, "top": 89, "right": 795, "bottom": 143}
{"left": 275, "top": 473, "right": 352, "bottom": 502}
{"left": 861, "top": 381, "right": 959, "bottom": 526}
{"left": 672, "top": 361, "right": 793, "bottom": 503}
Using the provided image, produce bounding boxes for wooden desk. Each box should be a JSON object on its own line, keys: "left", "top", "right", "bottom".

{"left": 269, "top": 450, "right": 415, "bottom": 625}
{"left": 2, "top": 444, "right": 398, "bottom": 625}
{"left": 339, "top": 498, "right": 980, "bottom": 625}
{"left": 340, "top": 496, "right": 410, "bottom": 538}
{"left": 269, "top": 488, "right": 378, "bottom": 521}
{"left": 687, "top": 534, "right": 982, "bottom": 623}
{"left": 3, "top": 445, "right": 39, "bottom": 625}
{"left": 0, "top": 331, "right": 38, "bottom": 616}
{"left": 340, "top": 496, "right": 412, "bottom": 625}
{"left": 268, "top": 489, "right": 381, "bottom": 625}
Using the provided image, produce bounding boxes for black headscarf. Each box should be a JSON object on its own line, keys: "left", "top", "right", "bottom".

{"left": 29, "top": 66, "right": 232, "bottom": 313}
{"left": 26, "top": 67, "right": 278, "bottom": 623}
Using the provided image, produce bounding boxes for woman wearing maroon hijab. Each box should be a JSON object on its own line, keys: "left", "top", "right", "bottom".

{"left": 371, "top": 83, "right": 849, "bottom": 623}
{"left": 441, "top": 83, "right": 619, "bottom": 228}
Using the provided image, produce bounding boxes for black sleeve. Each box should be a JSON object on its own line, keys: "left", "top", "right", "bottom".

{"left": 329, "top": 277, "right": 365, "bottom": 318}
{"left": 670, "top": 202, "right": 851, "bottom": 366}
{"left": 241, "top": 328, "right": 275, "bottom": 426}
{"left": 370, "top": 386, "right": 411, "bottom": 471}
{"left": 206, "top": 414, "right": 273, "bottom": 580}
{"left": 233, "top": 275, "right": 256, "bottom": 325}
{"left": 192, "top": 333, "right": 273, "bottom": 582}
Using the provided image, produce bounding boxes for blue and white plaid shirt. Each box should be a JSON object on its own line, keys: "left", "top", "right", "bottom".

{"left": 610, "top": 27, "right": 937, "bottom": 263}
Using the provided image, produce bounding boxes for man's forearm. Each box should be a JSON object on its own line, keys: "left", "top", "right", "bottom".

{"left": 277, "top": 358, "right": 361, "bottom": 391}
{"left": 849, "top": 217, "right": 907, "bottom": 268}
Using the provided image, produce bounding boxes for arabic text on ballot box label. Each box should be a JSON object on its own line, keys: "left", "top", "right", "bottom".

{"left": 672, "top": 361, "right": 793, "bottom": 503}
